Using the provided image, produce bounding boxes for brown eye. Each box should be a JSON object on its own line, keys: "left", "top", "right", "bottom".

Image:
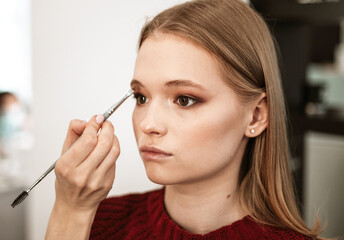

{"left": 134, "top": 94, "right": 148, "bottom": 105}
{"left": 176, "top": 96, "right": 196, "bottom": 107}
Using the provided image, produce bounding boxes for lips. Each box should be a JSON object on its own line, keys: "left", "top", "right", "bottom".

{"left": 139, "top": 145, "right": 172, "bottom": 161}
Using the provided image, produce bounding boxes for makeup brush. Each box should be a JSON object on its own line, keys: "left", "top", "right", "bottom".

{"left": 11, "top": 89, "right": 134, "bottom": 208}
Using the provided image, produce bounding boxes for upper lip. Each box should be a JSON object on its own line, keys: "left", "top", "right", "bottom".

{"left": 139, "top": 145, "right": 172, "bottom": 155}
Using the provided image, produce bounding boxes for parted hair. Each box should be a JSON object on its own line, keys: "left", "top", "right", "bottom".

{"left": 137, "top": 0, "right": 324, "bottom": 239}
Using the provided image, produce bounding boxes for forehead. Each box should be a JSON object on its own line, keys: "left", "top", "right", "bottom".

{"left": 133, "top": 33, "right": 226, "bottom": 88}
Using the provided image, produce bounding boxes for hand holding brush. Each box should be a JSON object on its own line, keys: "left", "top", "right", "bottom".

{"left": 11, "top": 89, "right": 133, "bottom": 208}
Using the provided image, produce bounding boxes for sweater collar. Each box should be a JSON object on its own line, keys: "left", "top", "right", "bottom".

{"left": 147, "top": 188, "right": 265, "bottom": 240}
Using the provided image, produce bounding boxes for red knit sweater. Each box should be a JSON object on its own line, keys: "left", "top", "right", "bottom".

{"left": 90, "top": 188, "right": 310, "bottom": 240}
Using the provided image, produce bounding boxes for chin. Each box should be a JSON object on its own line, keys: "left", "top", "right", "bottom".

{"left": 144, "top": 163, "right": 181, "bottom": 185}
{"left": 145, "top": 167, "right": 173, "bottom": 185}
{"left": 144, "top": 163, "right": 204, "bottom": 186}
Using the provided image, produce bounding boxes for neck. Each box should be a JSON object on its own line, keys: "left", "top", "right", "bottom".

{"left": 164, "top": 174, "right": 248, "bottom": 234}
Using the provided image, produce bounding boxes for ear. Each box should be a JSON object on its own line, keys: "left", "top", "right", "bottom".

{"left": 245, "top": 93, "right": 268, "bottom": 138}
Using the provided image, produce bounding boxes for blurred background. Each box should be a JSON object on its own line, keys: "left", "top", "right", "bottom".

{"left": 0, "top": 0, "right": 343, "bottom": 239}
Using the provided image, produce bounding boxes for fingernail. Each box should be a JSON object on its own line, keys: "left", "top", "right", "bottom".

{"left": 96, "top": 114, "right": 104, "bottom": 124}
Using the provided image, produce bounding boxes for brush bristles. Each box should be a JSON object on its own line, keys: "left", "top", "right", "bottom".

{"left": 11, "top": 191, "right": 28, "bottom": 208}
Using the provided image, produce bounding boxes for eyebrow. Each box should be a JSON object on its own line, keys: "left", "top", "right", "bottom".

{"left": 130, "top": 79, "right": 144, "bottom": 91}
{"left": 130, "top": 79, "right": 206, "bottom": 91}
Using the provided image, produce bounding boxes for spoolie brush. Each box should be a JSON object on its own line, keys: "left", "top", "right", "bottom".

{"left": 11, "top": 161, "right": 56, "bottom": 208}
{"left": 11, "top": 89, "right": 134, "bottom": 208}
{"left": 11, "top": 191, "right": 29, "bottom": 208}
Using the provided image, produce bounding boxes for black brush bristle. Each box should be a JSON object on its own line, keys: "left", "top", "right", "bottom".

{"left": 11, "top": 191, "right": 28, "bottom": 208}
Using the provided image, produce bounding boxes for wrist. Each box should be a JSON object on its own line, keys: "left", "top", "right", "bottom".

{"left": 45, "top": 202, "right": 98, "bottom": 240}
{"left": 53, "top": 202, "right": 98, "bottom": 227}
{"left": 54, "top": 200, "right": 98, "bottom": 217}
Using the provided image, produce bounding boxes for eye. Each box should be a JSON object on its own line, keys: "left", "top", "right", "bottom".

{"left": 134, "top": 93, "right": 148, "bottom": 105}
{"left": 176, "top": 95, "right": 197, "bottom": 107}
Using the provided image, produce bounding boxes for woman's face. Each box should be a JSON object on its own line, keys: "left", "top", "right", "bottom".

{"left": 131, "top": 34, "right": 252, "bottom": 185}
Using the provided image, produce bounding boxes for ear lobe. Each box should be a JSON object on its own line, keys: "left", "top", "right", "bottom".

{"left": 245, "top": 93, "right": 268, "bottom": 138}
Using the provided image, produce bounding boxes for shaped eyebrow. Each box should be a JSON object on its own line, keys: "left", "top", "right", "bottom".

{"left": 164, "top": 79, "right": 206, "bottom": 91}
{"left": 130, "top": 79, "right": 143, "bottom": 91}
{"left": 130, "top": 79, "right": 206, "bottom": 91}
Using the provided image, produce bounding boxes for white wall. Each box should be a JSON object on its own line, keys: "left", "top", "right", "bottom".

{"left": 27, "top": 1, "right": 186, "bottom": 239}
{"left": 0, "top": 0, "right": 32, "bottom": 101}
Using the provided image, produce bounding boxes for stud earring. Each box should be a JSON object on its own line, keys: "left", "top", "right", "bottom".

{"left": 250, "top": 129, "right": 255, "bottom": 134}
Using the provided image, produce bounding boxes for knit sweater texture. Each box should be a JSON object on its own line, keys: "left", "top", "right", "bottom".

{"left": 90, "top": 188, "right": 310, "bottom": 240}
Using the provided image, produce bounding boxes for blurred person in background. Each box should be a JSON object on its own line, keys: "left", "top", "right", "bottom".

{"left": 0, "top": 91, "right": 33, "bottom": 188}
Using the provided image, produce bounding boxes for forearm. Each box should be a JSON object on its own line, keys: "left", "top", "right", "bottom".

{"left": 45, "top": 203, "right": 97, "bottom": 240}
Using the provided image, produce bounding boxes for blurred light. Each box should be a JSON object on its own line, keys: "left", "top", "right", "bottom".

{"left": 297, "top": 0, "right": 340, "bottom": 4}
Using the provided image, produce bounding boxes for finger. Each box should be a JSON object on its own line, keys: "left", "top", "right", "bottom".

{"left": 84, "top": 164, "right": 116, "bottom": 201}
{"left": 96, "top": 134, "right": 120, "bottom": 174}
{"left": 79, "top": 121, "right": 115, "bottom": 170}
{"left": 60, "top": 114, "right": 104, "bottom": 168}
{"left": 85, "top": 135, "right": 119, "bottom": 196}
{"left": 102, "top": 164, "right": 116, "bottom": 192}
{"left": 80, "top": 114, "right": 104, "bottom": 139}
{"left": 62, "top": 119, "right": 87, "bottom": 154}
{"left": 92, "top": 163, "right": 116, "bottom": 196}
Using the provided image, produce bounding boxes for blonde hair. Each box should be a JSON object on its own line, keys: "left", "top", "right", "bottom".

{"left": 138, "top": 0, "right": 324, "bottom": 238}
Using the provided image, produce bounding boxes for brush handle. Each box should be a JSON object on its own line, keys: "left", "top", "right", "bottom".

{"left": 27, "top": 134, "right": 81, "bottom": 192}
{"left": 28, "top": 161, "right": 56, "bottom": 192}
{"left": 103, "top": 89, "right": 134, "bottom": 120}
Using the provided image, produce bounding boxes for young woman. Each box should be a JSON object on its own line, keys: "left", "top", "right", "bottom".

{"left": 45, "top": 0, "right": 324, "bottom": 239}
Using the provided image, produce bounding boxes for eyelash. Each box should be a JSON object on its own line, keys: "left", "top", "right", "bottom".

{"left": 133, "top": 93, "right": 201, "bottom": 108}
{"left": 133, "top": 93, "right": 148, "bottom": 105}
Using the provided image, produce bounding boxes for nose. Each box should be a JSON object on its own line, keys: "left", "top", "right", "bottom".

{"left": 139, "top": 102, "right": 168, "bottom": 137}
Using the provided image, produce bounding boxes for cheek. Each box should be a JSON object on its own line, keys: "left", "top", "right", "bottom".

{"left": 175, "top": 106, "right": 246, "bottom": 164}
